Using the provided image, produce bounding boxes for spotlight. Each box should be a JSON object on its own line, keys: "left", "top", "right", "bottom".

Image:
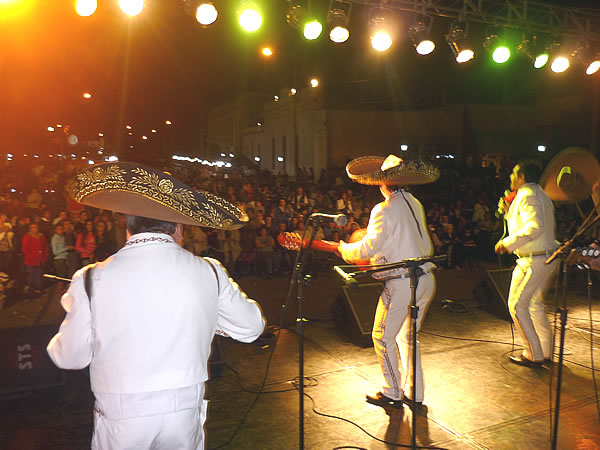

{"left": 409, "top": 19, "right": 435, "bottom": 56}
{"left": 75, "top": 0, "right": 97, "bottom": 17}
{"left": 369, "top": 8, "right": 394, "bottom": 52}
{"left": 517, "top": 34, "right": 548, "bottom": 69}
{"left": 304, "top": 20, "right": 322, "bottom": 40}
{"left": 262, "top": 47, "right": 273, "bottom": 56}
{"left": 551, "top": 56, "right": 569, "bottom": 73}
{"left": 327, "top": 1, "right": 351, "bottom": 44}
{"left": 484, "top": 30, "right": 511, "bottom": 64}
{"left": 196, "top": 2, "right": 217, "bottom": 26}
{"left": 239, "top": 2, "right": 262, "bottom": 32}
{"left": 310, "top": 78, "right": 319, "bottom": 87}
{"left": 446, "top": 22, "right": 474, "bottom": 63}
{"left": 286, "top": 4, "right": 305, "bottom": 30}
{"left": 119, "top": 0, "right": 144, "bottom": 16}
{"left": 586, "top": 56, "right": 600, "bottom": 75}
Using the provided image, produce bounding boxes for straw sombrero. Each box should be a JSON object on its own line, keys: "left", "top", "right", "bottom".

{"left": 67, "top": 162, "right": 248, "bottom": 230}
{"left": 346, "top": 154, "right": 440, "bottom": 186}
{"left": 539, "top": 147, "right": 600, "bottom": 203}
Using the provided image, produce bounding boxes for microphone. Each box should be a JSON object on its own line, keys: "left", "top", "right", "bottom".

{"left": 310, "top": 213, "right": 348, "bottom": 226}
{"left": 495, "top": 189, "right": 511, "bottom": 219}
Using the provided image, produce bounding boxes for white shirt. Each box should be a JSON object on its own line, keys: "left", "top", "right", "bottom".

{"left": 47, "top": 232, "right": 265, "bottom": 395}
{"left": 502, "top": 183, "right": 557, "bottom": 255}
{"left": 339, "top": 190, "right": 434, "bottom": 277}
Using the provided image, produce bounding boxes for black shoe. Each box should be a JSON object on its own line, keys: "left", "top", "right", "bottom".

{"left": 509, "top": 354, "right": 543, "bottom": 367}
{"left": 366, "top": 392, "right": 403, "bottom": 409}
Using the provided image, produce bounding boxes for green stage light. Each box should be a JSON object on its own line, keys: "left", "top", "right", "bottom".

{"left": 303, "top": 20, "right": 322, "bottom": 40}
{"left": 534, "top": 53, "right": 549, "bottom": 68}
{"left": 492, "top": 45, "right": 510, "bottom": 63}
{"left": 239, "top": 7, "right": 262, "bottom": 31}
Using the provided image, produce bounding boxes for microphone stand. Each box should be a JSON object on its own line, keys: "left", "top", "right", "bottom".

{"left": 293, "top": 216, "right": 322, "bottom": 449}
{"left": 545, "top": 210, "right": 600, "bottom": 450}
{"left": 335, "top": 254, "right": 446, "bottom": 450}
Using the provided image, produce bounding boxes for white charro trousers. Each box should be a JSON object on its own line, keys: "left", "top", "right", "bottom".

{"left": 372, "top": 272, "right": 436, "bottom": 402}
{"left": 91, "top": 383, "right": 208, "bottom": 450}
{"left": 508, "top": 256, "right": 558, "bottom": 362}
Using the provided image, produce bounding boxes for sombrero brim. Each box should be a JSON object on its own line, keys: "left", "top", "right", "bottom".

{"left": 67, "top": 163, "right": 248, "bottom": 230}
{"left": 346, "top": 156, "right": 440, "bottom": 185}
{"left": 540, "top": 147, "right": 600, "bottom": 203}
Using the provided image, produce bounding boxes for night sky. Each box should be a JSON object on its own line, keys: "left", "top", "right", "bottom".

{"left": 2, "top": 0, "right": 600, "bottom": 158}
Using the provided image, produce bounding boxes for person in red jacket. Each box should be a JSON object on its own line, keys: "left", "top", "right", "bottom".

{"left": 22, "top": 223, "right": 48, "bottom": 295}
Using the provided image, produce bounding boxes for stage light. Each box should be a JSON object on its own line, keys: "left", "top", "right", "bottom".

{"left": 551, "top": 56, "right": 569, "bottom": 73}
{"left": 196, "top": 2, "right": 217, "bottom": 26}
{"left": 274, "top": 95, "right": 279, "bottom": 101}
{"left": 165, "top": 120, "right": 172, "bottom": 125}
{"left": 534, "top": 53, "right": 549, "bottom": 68}
{"left": 277, "top": 156, "right": 284, "bottom": 162}
{"left": 484, "top": 31, "right": 511, "bottom": 63}
{"left": 98, "top": 132, "right": 103, "bottom": 137}
{"left": 75, "top": 0, "right": 97, "bottom": 17}
{"left": 151, "top": 129, "right": 157, "bottom": 133}
{"left": 286, "top": 4, "right": 305, "bottom": 30}
{"left": 400, "top": 144, "right": 408, "bottom": 151}
{"left": 290, "top": 88, "right": 297, "bottom": 95}
{"left": 126, "top": 125, "right": 132, "bottom": 129}
{"left": 47, "top": 126, "right": 55, "bottom": 132}
{"left": 262, "top": 47, "right": 273, "bottom": 56}
{"left": 409, "top": 19, "right": 435, "bottom": 56}
{"left": 369, "top": 8, "right": 394, "bottom": 52}
{"left": 83, "top": 92, "right": 92, "bottom": 99}
{"left": 119, "top": 0, "right": 143, "bottom": 16}
{"left": 446, "top": 22, "right": 474, "bottom": 63}
{"left": 517, "top": 34, "right": 548, "bottom": 69}
{"left": 239, "top": 3, "right": 262, "bottom": 32}
{"left": 327, "top": 1, "right": 351, "bottom": 44}
{"left": 142, "top": 135, "right": 148, "bottom": 140}
{"left": 254, "top": 156, "right": 261, "bottom": 162}
{"left": 587, "top": 57, "right": 600, "bottom": 75}
{"left": 537, "top": 145, "right": 546, "bottom": 152}
{"left": 304, "top": 19, "right": 322, "bottom": 40}
{"left": 310, "top": 78, "right": 319, "bottom": 87}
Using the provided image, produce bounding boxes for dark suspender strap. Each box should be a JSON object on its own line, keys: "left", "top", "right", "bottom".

{"left": 400, "top": 190, "right": 423, "bottom": 239}
{"left": 84, "top": 266, "right": 94, "bottom": 304}
{"left": 204, "top": 258, "right": 220, "bottom": 295}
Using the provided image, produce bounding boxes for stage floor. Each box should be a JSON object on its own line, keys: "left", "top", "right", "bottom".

{"left": 1, "top": 264, "right": 599, "bottom": 449}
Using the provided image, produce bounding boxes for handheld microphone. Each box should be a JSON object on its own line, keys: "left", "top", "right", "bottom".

{"left": 495, "top": 189, "right": 511, "bottom": 219}
{"left": 310, "top": 213, "right": 348, "bottom": 226}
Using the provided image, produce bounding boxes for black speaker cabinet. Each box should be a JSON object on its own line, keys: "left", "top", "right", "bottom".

{"left": 0, "top": 325, "right": 65, "bottom": 394}
{"left": 209, "top": 336, "right": 225, "bottom": 379}
{"left": 333, "top": 282, "right": 384, "bottom": 347}
{"left": 474, "top": 267, "right": 513, "bottom": 321}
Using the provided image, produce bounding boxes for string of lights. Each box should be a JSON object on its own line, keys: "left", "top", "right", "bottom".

{"left": 69, "top": 0, "right": 600, "bottom": 75}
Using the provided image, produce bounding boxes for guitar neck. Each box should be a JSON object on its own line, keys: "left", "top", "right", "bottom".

{"left": 304, "top": 238, "right": 339, "bottom": 254}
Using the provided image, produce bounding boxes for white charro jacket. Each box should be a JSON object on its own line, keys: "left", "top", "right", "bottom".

{"left": 47, "top": 232, "right": 265, "bottom": 394}
{"left": 502, "top": 183, "right": 558, "bottom": 256}
{"left": 339, "top": 189, "right": 434, "bottom": 277}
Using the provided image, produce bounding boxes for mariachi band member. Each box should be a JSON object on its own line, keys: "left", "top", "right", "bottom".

{"left": 338, "top": 154, "right": 440, "bottom": 408}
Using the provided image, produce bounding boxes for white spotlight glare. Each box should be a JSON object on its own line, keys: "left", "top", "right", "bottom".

{"left": 196, "top": 3, "right": 218, "bottom": 26}
{"left": 254, "top": 156, "right": 261, "bottom": 162}
{"left": 551, "top": 56, "right": 569, "bottom": 73}
{"left": 586, "top": 59, "right": 600, "bottom": 75}
{"left": 371, "top": 31, "right": 392, "bottom": 52}
{"left": 400, "top": 144, "right": 408, "bottom": 151}
{"left": 119, "top": 0, "right": 144, "bottom": 16}
{"left": 537, "top": 145, "right": 547, "bottom": 152}
{"left": 76, "top": 0, "right": 97, "bottom": 17}
{"left": 277, "top": 156, "right": 284, "bottom": 162}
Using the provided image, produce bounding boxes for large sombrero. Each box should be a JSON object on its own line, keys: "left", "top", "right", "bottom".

{"left": 346, "top": 154, "right": 440, "bottom": 186}
{"left": 540, "top": 147, "right": 600, "bottom": 203}
{"left": 67, "top": 162, "right": 248, "bottom": 230}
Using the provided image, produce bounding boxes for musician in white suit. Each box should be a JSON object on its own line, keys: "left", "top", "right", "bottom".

{"left": 47, "top": 163, "right": 265, "bottom": 449}
{"left": 338, "top": 155, "right": 440, "bottom": 408}
{"left": 495, "top": 161, "right": 558, "bottom": 366}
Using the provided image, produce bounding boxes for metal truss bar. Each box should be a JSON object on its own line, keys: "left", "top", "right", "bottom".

{"left": 354, "top": 0, "right": 600, "bottom": 41}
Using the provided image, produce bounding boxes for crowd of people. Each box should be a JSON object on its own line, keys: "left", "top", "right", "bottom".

{"left": 0, "top": 156, "right": 583, "bottom": 296}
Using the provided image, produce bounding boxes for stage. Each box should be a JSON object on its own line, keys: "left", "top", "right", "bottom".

{"left": 1, "top": 264, "right": 599, "bottom": 449}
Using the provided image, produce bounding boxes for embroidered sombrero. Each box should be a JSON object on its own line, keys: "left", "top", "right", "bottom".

{"left": 540, "top": 147, "right": 600, "bottom": 203}
{"left": 67, "top": 162, "right": 248, "bottom": 230}
{"left": 346, "top": 154, "right": 440, "bottom": 186}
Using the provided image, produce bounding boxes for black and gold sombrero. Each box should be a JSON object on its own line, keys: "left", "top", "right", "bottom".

{"left": 67, "top": 162, "right": 248, "bottom": 230}
{"left": 540, "top": 147, "right": 600, "bottom": 203}
{"left": 346, "top": 154, "right": 440, "bottom": 186}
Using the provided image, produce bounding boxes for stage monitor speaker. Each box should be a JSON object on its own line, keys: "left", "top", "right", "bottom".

{"left": 0, "top": 325, "right": 65, "bottom": 394}
{"left": 473, "top": 267, "right": 513, "bottom": 321}
{"left": 333, "top": 282, "right": 383, "bottom": 347}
